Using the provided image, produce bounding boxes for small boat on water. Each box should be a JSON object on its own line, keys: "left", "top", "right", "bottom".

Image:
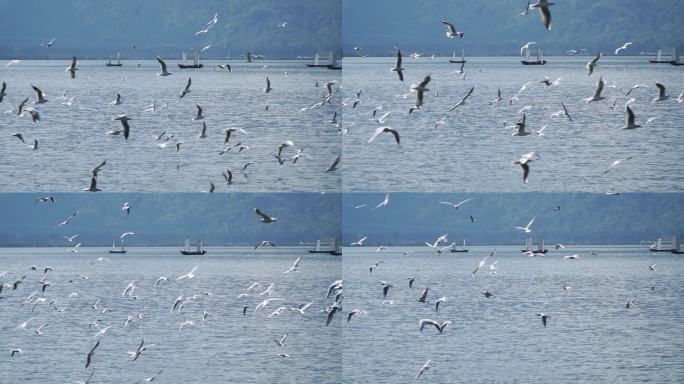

{"left": 178, "top": 51, "right": 203, "bottom": 69}
{"left": 522, "top": 237, "right": 548, "bottom": 253}
{"left": 649, "top": 48, "right": 672, "bottom": 64}
{"left": 180, "top": 239, "right": 206, "bottom": 255}
{"left": 106, "top": 52, "right": 122, "bottom": 67}
{"left": 521, "top": 47, "right": 546, "bottom": 65}
{"left": 450, "top": 239, "right": 469, "bottom": 253}
{"left": 308, "top": 238, "right": 342, "bottom": 255}
{"left": 449, "top": 49, "right": 466, "bottom": 64}
{"left": 108, "top": 239, "right": 126, "bottom": 254}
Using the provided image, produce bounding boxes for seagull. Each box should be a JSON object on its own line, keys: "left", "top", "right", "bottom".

{"left": 32, "top": 85, "right": 48, "bottom": 104}
{"left": 178, "top": 320, "right": 194, "bottom": 333}
{"left": 372, "top": 194, "right": 389, "bottom": 210}
{"left": 66, "top": 56, "right": 78, "bottom": 79}
{"left": 255, "top": 208, "right": 277, "bottom": 223}
{"left": 264, "top": 77, "right": 272, "bottom": 93}
{"left": 649, "top": 263, "right": 656, "bottom": 271}
{"left": 368, "top": 126, "right": 400, "bottom": 144}
{"left": 381, "top": 281, "right": 393, "bottom": 298}
{"left": 41, "top": 37, "right": 56, "bottom": 48}
{"left": 439, "top": 198, "right": 472, "bottom": 209}
{"left": 326, "top": 155, "right": 341, "bottom": 172}
{"left": 85, "top": 340, "right": 100, "bottom": 369}
{"left": 198, "top": 121, "right": 208, "bottom": 138}
{"left": 416, "top": 358, "right": 432, "bottom": 380}
{"left": 586, "top": 52, "right": 602, "bottom": 76}
{"left": 603, "top": 157, "right": 633, "bottom": 175}
{"left": 290, "top": 302, "right": 313, "bottom": 315}
{"left": 531, "top": 0, "right": 553, "bottom": 30}
{"left": 176, "top": 266, "right": 198, "bottom": 280}
{"left": 625, "top": 297, "right": 637, "bottom": 309}
{"left": 560, "top": 102, "right": 573, "bottom": 121}
{"left": 283, "top": 256, "right": 302, "bottom": 274}
{"left": 156, "top": 56, "right": 171, "bottom": 76}
{"left": 391, "top": 50, "right": 404, "bottom": 81}
{"left": 419, "top": 319, "right": 452, "bottom": 333}
{"left": 192, "top": 104, "right": 205, "bottom": 120}
{"left": 412, "top": 74, "right": 431, "bottom": 109}
{"left": 563, "top": 254, "right": 580, "bottom": 260}
{"left": 614, "top": 42, "right": 633, "bottom": 55}
{"left": 122, "top": 202, "right": 131, "bottom": 215}
{"left": 441, "top": 21, "right": 464, "bottom": 38}
{"left": 538, "top": 313, "right": 551, "bottom": 327}
{"left": 110, "top": 93, "right": 122, "bottom": 105}
{"left": 254, "top": 298, "right": 284, "bottom": 312}
{"left": 622, "top": 105, "right": 641, "bottom": 129}
{"left": 112, "top": 115, "right": 131, "bottom": 140}
{"left": 434, "top": 296, "right": 447, "bottom": 311}
{"left": 120, "top": 231, "right": 134, "bottom": 240}
{"left": 127, "top": 339, "right": 154, "bottom": 361}
{"left": 254, "top": 240, "right": 276, "bottom": 250}
{"left": 532, "top": 124, "right": 547, "bottom": 136}
{"left": 65, "top": 234, "right": 79, "bottom": 242}
{"left": 83, "top": 176, "right": 101, "bottom": 192}
{"left": 179, "top": 77, "right": 192, "bottom": 98}
{"left": 35, "top": 196, "right": 55, "bottom": 203}
{"left": 516, "top": 217, "right": 535, "bottom": 233}
{"left": 520, "top": 42, "right": 537, "bottom": 56}
{"left": 511, "top": 113, "right": 529, "bottom": 136}
{"left": 350, "top": 236, "right": 367, "bottom": 246}
{"left": 274, "top": 334, "right": 288, "bottom": 347}
{"left": 448, "top": 84, "right": 476, "bottom": 111}
{"left": 472, "top": 249, "right": 496, "bottom": 275}
{"left": 653, "top": 83, "right": 669, "bottom": 102}
{"left": 677, "top": 90, "right": 683, "bottom": 103}
{"left": 584, "top": 76, "right": 606, "bottom": 103}
{"left": 514, "top": 152, "right": 540, "bottom": 184}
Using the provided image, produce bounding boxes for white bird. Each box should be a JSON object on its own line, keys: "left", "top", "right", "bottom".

{"left": 520, "top": 42, "right": 537, "bottom": 56}
{"left": 513, "top": 152, "right": 540, "bottom": 184}
{"left": 372, "top": 194, "right": 390, "bottom": 210}
{"left": 176, "top": 266, "right": 198, "bottom": 280}
{"left": 614, "top": 42, "right": 633, "bottom": 55}
{"left": 93, "top": 325, "right": 112, "bottom": 338}
{"left": 516, "top": 217, "right": 536, "bottom": 233}
{"left": 178, "top": 320, "right": 194, "bottom": 333}
{"left": 472, "top": 249, "right": 496, "bottom": 275}
{"left": 439, "top": 198, "right": 472, "bottom": 209}
{"left": 416, "top": 358, "right": 432, "bottom": 380}
{"left": 603, "top": 156, "right": 633, "bottom": 175}
{"left": 120, "top": 231, "right": 134, "bottom": 240}
{"left": 70, "top": 243, "right": 82, "bottom": 252}
{"left": 274, "top": 334, "right": 288, "bottom": 347}
{"left": 538, "top": 313, "right": 551, "bottom": 327}
{"left": 41, "top": 37, "right": 56, "bottom": 48}
{"left": 283, "top": 256, "right": 301, "bottom": 274}
{"left": 255, "top": 298, "right": 284, "bottom": 312}
{"left": 441, "top": 21, "right": 464, "bottom": 38}
{"left": 110, "top": 93, "right": 122, "bottom": 105}
{"left": 350, "top": 236, "right": 367, "bottom": 246}
{"left": 586, "top": 52, "right": 602, "bottom": 76}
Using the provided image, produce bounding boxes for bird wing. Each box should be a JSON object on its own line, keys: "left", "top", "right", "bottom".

{"left": 156, "top": 56, "right": 167, "bottom": 73}
{"left": 368, "top": 127, "right": 385, "bottom": 143}
{"left": 656, "top": 83, "right": 665, "bottom": 99}
{"left": 441, "top": 21, "right": 456, "bottom": 34}
{"left": 593, "top": 77, "right": 605, "bottom": 99}
{"left": 184, "top": 77, "right": 192, "bottom": 92}
{"left": 520, "top": 163, "right": 530, "bottom": 183}
{"left": 418, "top": 75, "right": 431, "bottom": 89}
{"left": 539, "top": 5, "right": 552, "bottom": 30}
{"left": 388, "top": 128, "right": 400, "bottom": 144}
{"left": 626, "top": 106, "right": 635, "bottom": 125}
{"left": 255, "top": 208, "right": 271, "bottom": 220}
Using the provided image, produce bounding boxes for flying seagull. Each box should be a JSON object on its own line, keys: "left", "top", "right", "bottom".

{"left": 531, "top": 0, "right": 553, "bottom": 30}
{"left": 368, "top": 126, "right": 400, "bottom": 144}
{"left": 255, "top": 208, "right": 277, "bottom": 223}
{"left": 614, "top": 42, "right": 633, "bottom": 55}
{"left": 513, "top": 151, "right": 540, "bottom": 183}
{"left": 653, "top": 83, "right": 669, "bottom": 102}
{"left": 66, "top": 56, "right": 78, "bottom": 79}
{"left": 113, "top": 115, "right": 131, "bottom": 140}
{"left": 391, "top": 50, "right": 404, "bottom": 81}
{"left": 41, "top": 37, "right": 56, "bottom": 48}
{"left": 586, "top": 53, "right": 602, "bottom": 76}
{"left": 584, "top": 76, "right": 606, "bottom": 103}
{"left": 179, "top": 77, "right": 192, "bottom": 98}
{"left": 622, "top": 105, "right": 641, "bottom": 129}
{"left": 441, "top": 21, "right": 464, "bottom": 38}
{"left": 448, "top": 84, "right": 476, "bottom": 111}
{"left": 439, "top": 198, "right": 472, "bottom": 209}
{"left": 516, "top": 217, "right": 535, "bottom": 233}
{"left": 156, "top": 56, "right": 171, "bottom": 76}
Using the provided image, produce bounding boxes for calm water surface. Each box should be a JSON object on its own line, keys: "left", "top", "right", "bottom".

{"left": 342, "top": 57, "right": 684, "bottom": 192}
{"left": 0, "top": 246, "right": 341, "bottom": 383}
{"left": 342, "top": 245, "right": 684, "bottom": 383}
{"left": 0, "top": 60, "right": 341, "bottom": 192}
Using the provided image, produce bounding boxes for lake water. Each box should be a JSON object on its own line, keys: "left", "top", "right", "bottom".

{"left": 0, "top": 246, "right": 341, "bottom": 383}
{"left": 0, "top": 60, "right": 341, "bottom": 192}
{"left": 341, "top": 56, "right": 684, "bottom": 192}
{"left": 342, "top": 245, "right": 684, "bottom": 383}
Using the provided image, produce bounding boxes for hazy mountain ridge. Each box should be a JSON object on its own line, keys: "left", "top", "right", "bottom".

{"left": 0, "top": 0, "right": 341, "bottom": 59}
{"left": 343, "top": 0, "right": 684, "bottom": 56}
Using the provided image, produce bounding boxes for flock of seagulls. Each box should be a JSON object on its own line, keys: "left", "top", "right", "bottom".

{"left": 2, "top": 9, "right": 341, "bottom": 193}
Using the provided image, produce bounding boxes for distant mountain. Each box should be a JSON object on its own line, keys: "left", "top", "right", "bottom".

{"left": 0, "top": 193, "right": 340, "bottom": 247}
{"left": 0, "top": 0, "right": 340, "bottom": 59}
{"left": 343, "top": 0, "right": 684, "bottom": 56}
{"left": 343, "top": 193, "right": 684, "bottom": 246}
